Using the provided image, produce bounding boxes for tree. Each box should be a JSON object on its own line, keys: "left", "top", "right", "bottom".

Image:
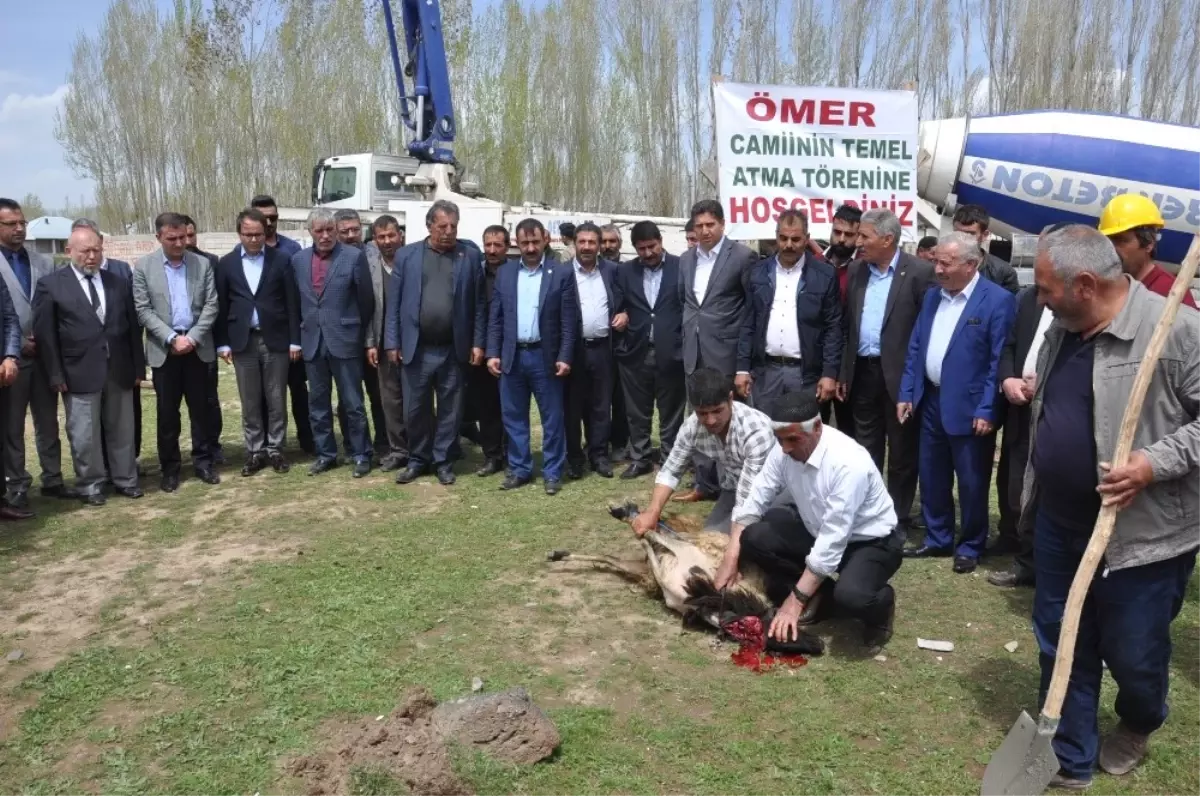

{"left": 19, "top": 194, "right": 46, "bottom": 219}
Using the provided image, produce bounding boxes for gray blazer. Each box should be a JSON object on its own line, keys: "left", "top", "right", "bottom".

{"left": 291, "top": 242, "right": 375, "bottom": 361}
{"left": 0, "top": 246, "right": 55, "bottom": 368}
{"left": 364, "top": 241, "right": 391, "bottom": 349}
{"left": 678, "top": 237, "right": 757, "bottom": 375}
{"left": 133, "top": 248, "right": 219, "bottom": 368}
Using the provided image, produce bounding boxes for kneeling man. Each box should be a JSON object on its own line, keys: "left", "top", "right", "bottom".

{"left": 727, "top": 390, "right": 903, "bottom": 651}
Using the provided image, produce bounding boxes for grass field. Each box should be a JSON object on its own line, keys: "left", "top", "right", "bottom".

{"left": 0, "top": 363, "right": 1196, "bottom": 794}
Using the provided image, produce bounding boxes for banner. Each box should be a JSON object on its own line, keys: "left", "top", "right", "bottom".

{"left": 713, "top": 82, "right": 919, "bottom": 242}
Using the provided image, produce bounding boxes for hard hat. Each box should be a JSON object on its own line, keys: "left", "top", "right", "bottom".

{"left": 1098, "top": 194, "right": 1164, "bottom": 236}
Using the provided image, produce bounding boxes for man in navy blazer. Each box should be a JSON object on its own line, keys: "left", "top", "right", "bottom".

{"left": 292, "top": 209, "right": 376, "bottom": 477}
{"left": 898, "top": 232, "right": 1016, "bottom": 573}
{"left": 384, "top": 200, "right": 485, "bottom": 486}
{"left": 736, "top": 209, "right": 843, "bottom": 420}
{"left": 486, "top": 218, "right": 579, "bottom": 494}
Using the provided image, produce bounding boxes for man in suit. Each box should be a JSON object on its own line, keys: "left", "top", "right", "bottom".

{"left": 898, "top": 232, "right": 1016, "bottom": 573}
{"left": 292, "top": 209, "right": 376, "bottom": 477}
{"left": 678, "top": 199, "right": 758, "bottom": 501}
{"left": 364, "top": 214, "right": 409, "bottom": 472}
{"left": 563, "top": 222, "right": 617, "bottom": 480}
{"left": 465, "top": 225, "right": 510, "bottom": 477}
{"left": 823, "top": 204, "right": 860, "bottom": 439}
{"left": 0, "top": 197, "right": 66, "bottom": 508}
{"left": 610, "top": 221, "right": 685, "bottom": 480}
{"left": 952, "top": 204, "right": 1021, "bottom": 294}
{"left": 737, "top": 209, "right": 843, "bottom": 420}
{"left": 597, "top": 223, "right": 629, "bottom": 461}
{"left": 133, "top": 212, "right": 221, "bottom": 492}
{"left": 215, "top": 207, "right": 301, "bottom": 476}
{"left": 183, "top": 214, "right": 226, "bottom": 466}
{"left": 838, "top": 208, "right": 935, "bottom": 535}
{"left": 385, "top": 200, "right": 485, "bottom": 486}
{"left": 0, "top": 206, "right": 28, "bottom": 519}
{"left": 486, "top": 218, "right": 579, "bottom": 495}
{"left": 33, "top": 226, "right": 144, "bottom": 506}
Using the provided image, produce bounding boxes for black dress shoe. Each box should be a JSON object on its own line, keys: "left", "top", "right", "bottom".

{"left": 6, "top": 492, "right": 29, "bottom": 510}
{"left": 308, "top": 458, "right": 339, "bottom": 476}
{"left": 212, "top": 449, "right": 227, "bottom": 466}
{"left": 544, "top": 479, "right": 562, "bottom": 495}
{"left": 161, "top": 474, "right": 180, "bottom": 493}
{"left": 953, "top": 555, "right": 978, "bottom": 574}
{"left": 499, "top": 474, "right": 531, "bottom": 490}
{"left": 565, "top": 463, "right": 584, "bottom": 480}
{"left": 903, "top": 544, "right": 952, "bottom": 558}
{"left": 0, "top": 504, "right": 35, "bottom": 520}
{"left": 395, "top": 464, "right": 426, "bottom": 484}
{"left": 269, "top": 453, "right": 290, "bottom": 473}
{"left": 591, "top": 458, "right": 614, "bottom": 478}
{"left": 114, "top": 486, "right": 144, "bottom": 499}
{"left": 988, "top": 568, "right": 1035, "bottom": 588}
{"left": 81, "top": 492, "right": 107, "bottom": 507}
{"left": 241, "top": 455, "right": 266, "bottom": 477}
{"left": 40, "top": 484, "right": 76, "bottom": 500}
{"left": 436, "top": 464, "right": 456, "bottom": 486}
{"left": 195, "top": 468, "right": 221, "bottom": 485}
{"left": 620, "top": 461, "right": 654, "bottom": 479}
{"left": 475, "top": 458, "right": 505, "bottom": 477}
{"left": 352, "top": 460, "right": 371, "bottom": 478}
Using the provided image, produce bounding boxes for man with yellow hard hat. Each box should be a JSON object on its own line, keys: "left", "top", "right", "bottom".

{"left": 1099, "top": 194, "right": 1196, "bottom": 308}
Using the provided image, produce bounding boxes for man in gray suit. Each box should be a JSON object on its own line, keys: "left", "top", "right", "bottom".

{"left": 292, "top": 209, "right": 376, "bottom": 478}
{"left": 0, "top": 197, "right": 66, "bottom": 508}
{"left": 677, "top": 198, "right": 757, "bottom": 501}
{"left": 364, "top": 214, "right": 408, "bottom": 471}
{"left": 133, "top": 212, "right": 221, "bottom": 493}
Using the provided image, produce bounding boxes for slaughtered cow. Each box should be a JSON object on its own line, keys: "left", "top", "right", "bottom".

{"left": 547, "top": 500, "right": 823, "bottom": 657}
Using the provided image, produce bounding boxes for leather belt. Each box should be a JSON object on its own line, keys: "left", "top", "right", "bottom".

{"left": 857, "top": 355, "right": 882, "bottom": 364}
{"left": 583, "top": 337, "right": 609, "bottom": 347}
{"left": 765, "top": 355, "right": 802, "bottom": 366}
{"left": 516, "top": 341, "right": 541, "bottom": 350}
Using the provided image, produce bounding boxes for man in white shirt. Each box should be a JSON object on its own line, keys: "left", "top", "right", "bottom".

{"left": 728, "top": 389, "right": 903, "bottom": 652}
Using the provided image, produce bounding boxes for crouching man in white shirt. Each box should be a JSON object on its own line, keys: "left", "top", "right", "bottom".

{"left": 722, "top": 389, "right": 904, "bottom": 652}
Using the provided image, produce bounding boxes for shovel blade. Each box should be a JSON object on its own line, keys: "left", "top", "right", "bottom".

{"left": 981, "top": 710, "right": 1059, "bottom": 796}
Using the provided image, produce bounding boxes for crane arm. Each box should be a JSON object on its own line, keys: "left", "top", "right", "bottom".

{"left": 381, "top": 0, "right": 456, "bottom": 165}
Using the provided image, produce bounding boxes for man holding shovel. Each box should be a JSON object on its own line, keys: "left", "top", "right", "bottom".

{"left": 1019, "top": 225, "right": 1198, "bottom": 790}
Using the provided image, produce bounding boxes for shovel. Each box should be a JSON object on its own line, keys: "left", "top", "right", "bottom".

{"left": 981, "top": 233, "right": 1200, "bottom": 796}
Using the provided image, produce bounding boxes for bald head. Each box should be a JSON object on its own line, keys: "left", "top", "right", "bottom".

{"left": 67, "top": 227, "right": 103, "bottom": 274}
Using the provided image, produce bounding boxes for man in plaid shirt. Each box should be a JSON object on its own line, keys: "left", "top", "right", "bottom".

{"left": 631, "top": 367, "right": 778, "bottom": 539}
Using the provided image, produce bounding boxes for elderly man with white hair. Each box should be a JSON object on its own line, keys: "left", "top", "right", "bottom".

{"left": 1020, "top": 224, "right": 1198, "bottom": 790}
{"left": 897, "top": 231, "right": 1015, "bottom": 574}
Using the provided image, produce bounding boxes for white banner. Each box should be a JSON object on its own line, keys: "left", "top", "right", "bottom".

{"left": 713, "top": 82, "right": 919, "bottom": 242}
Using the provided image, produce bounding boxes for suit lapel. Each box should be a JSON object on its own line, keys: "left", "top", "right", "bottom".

{"left": 702, "top": 241, "right": 733, "bottom": 307}
{"left": 882, "top": 255, "right": 906, "bottom": 326}
{"left": 538, "top": 261, "right": 554, "bottom": 316}
{"left": 0, "top": 251, "right": 31, "bottom": 311}
{"left": 948, "top": 282, "right": 987, "bottom": 349}
{"left": 100, "top": 271, "right": 118, "bottom": 332}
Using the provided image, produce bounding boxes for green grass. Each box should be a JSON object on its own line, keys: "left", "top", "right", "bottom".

{"left": 0, "top": 363, "right": 1195, "bottom": 794}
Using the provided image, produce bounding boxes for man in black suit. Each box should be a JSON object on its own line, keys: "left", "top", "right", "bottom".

{"left": 838, "top": 208, "right": 935, "bottom": 534}
{"left": 562, "top": 222, "right": 617, "bottom": 480}
{"left": 466, "top": 225, "right": 509, "bottom": 477}
{"left": 611, "top": 221, "right": 685, "bottom": 480}
{"left": 216, "top": 208, "right": 301, "bottom": 476}
{"left": 952, "top": 204, "right": 1021, "bottom": 294}
{"left": 33, "top": 226, "right": 145, "bottom": 506}
{"left": 736, "top": 209, "right": 843, "bottom": 419}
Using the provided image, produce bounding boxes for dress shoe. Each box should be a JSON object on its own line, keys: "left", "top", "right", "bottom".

{"left": 308, "top": 458, "right": 339, "bottom": 476}
{"left": 352, "top": 459, "right": 371, "bottom": 478}
{"left": 160, "top": 473, "right": 180, "bottom": 493}
{"left": 620, "top": 461, "right": 654, "bottom": 479}
{"left": 544, "top": 479, "right": 562, "bottom": 495}
{"left": 395, "top": 464, "right": 427, "bottom": 485}
{"left": 212, "top": 448, "right": 227, "bottom": 466}
{"left": 987, "top": 568, "right": 1034, "bottom": 588}
{"left": 499, "top": 474, "right": 531, "bottom": 491}
{"left": 436, "top": 464, "right": 456, "bottom": 486}
{"left": 591, "top": 458, "right": 614, "bottom": 478}
{"left": 1047, "top": 773, "right": 1091, "bottom": 791}
{"left": 565, "top": 463, "right": 584, "bottom": 480}
{"left": 379, "top": 454, "right": 406, "bottom": 472}
{"left": 863, "top": 594, "right": 895, "bottom": 652}
{"left": 953, "top": 555, "right": 978, "bottom": 574}
{"left": 1099, "top": 722, "right": 1149, "bottom": 776}
{"left": 0, "top": 504, "right": 35, "bottom": 521}
{"left": 241, "top": 455, "right": 267, "bottom": 477}
{"left": 40, "top": 484, "right": 77, "bottom": 500}
{"left": 6, "top": 492, "right": 29, "bottom": 510}
{"left": 671, "top": 489, "right": 705, "bottom": 503}
{"left": 114, "top": 486, "right": 144, "bottom": 499}
{"left": 903, "top": 544, "right": 952, "bottom": 558}
{"left": 475, "top": 458, "right": 505, "bottom": 477}
{"left": 269, "top": 452, "right": 290, "bottom": 473}
{"left": 81, "top": 492, "right": 107, "bottom": 507}
{"left": 195, "top": 467, "right": 221, "bottom": 485}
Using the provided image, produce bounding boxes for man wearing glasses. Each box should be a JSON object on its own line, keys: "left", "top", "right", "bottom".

{"left": 0, "top": 199, "right": 38, "bottom": 519}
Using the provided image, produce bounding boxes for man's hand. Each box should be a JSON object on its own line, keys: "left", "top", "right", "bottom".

{"left": 768, "top": 593, "right": 804, "bottom": 642}
{"left": 470, "top": 347, "right": 484, "bottom": 367}
{"left": 836, "top": 381, "right": 848, "bottom": 402}
{"left": 487, "top": 357, "right": 502, "bottom": 377}
{"left": 734, "top": 373, "right": 752, "bottom": 398}
{"left": 972, "top": 418, "right": 994, "bottom": 436}
{"left": 611, "top": 312, "right": 629, "bottom": 331}
{"left": 897, "top": 402, "right": 913, "bottom": 423}
{"left": 51, "top": 383, "right": 68, "bottom": 394}
{"left": 366, "top": 347, "right": 379, "bottom": 367}
{"left": 388, "top": 349, "right": 401, "bottom": 365}
{"left": 20, "top": 338, "right": 35, "bottom": 357}
{"left": 816, "top": 377, "right": 837, "bottom": 402}
{"left": 1002, "top": 377, "right": 1032, "bottom": 405}
{"left": 171, "top": 336, "right": 193, "bottom": 355}
{"left": 1098, "top": 451, "right": 1155, "bottom": 510}
{"left": 133, "top": 378, "right": 142, "bottom": 389}
{"left": 290, "top": 348, "right": 302, "bottom": 362}
{"left": 631, "top": 512, "right": 658, "bottom": 537}
{"left": 0, "top": 357, "right": 18, "bottom": 387}
{"left": 713, "top": 547, "right": 742, "bottom": 591}
{"left": 218, "top": 350, "right": 233, "bottom": 364}
{"left": 555, "top": 361, "right": 571, "bottom": 377}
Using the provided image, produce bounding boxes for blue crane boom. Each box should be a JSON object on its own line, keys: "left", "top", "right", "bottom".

{"left": 381, "top": 0, "right": 457, "bottom": 165}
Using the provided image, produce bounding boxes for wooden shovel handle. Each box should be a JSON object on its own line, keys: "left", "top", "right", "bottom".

{"left": 1043, "top": 234, "right": 1200, "bottom": 720}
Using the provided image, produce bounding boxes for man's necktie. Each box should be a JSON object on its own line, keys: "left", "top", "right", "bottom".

{"left": 85, "top": 274, "right": 101, "bottom": 315}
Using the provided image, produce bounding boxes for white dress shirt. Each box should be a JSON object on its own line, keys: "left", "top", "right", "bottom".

{"left": 925, "top": 271, "right": 981, "bottom": 386}
{"left": 692, "top": 236, "right": 725, "bottom": 304}
{"left": 574, "top": 259, "right": 610, "bottom": 339}
{"left": 71, "top": 265, "right": 106, "bottom": 324}
{"left": 733, "top": 426, "right": 898, "bottom": 578}
{"left": 1022, "top": 306, "right": 1055, "bottom": 379}
{"left": 764, "top": 255, "right": 804, "bottom": 359}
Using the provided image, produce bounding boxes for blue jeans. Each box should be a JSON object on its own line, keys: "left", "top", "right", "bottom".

{"left": 499, "top": 347, "right": 566, "bottom": 481}
{"left": 1032, "top": 510, "right": 1196, "bottom": 780}
{"left": 306, "top": 349, "right": 370, "bottom": 463}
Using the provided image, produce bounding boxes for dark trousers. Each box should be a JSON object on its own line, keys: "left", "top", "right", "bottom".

{"left": 739, "top": 507, "right": 902, "bottom": 628}
{"left": 263, "top": 360, "right": 312, "bottom": 453}
{"left": 832, "top": 396, "right": 854, "bottom": 437}
{"left": 851, "top": 357, "right": 919, "bottom": 527}
{"left": 610, "top": 371, "right": 629, "bottom": 456}
{"left": 918, "top": 385, "right": 993, "bottom": 559}
{"left": 0, "top": 384, "right": 8, "bottom": 499}
{"left": 206, "top": 360, "right": 223, "bottom": 454}
{"left": 152, "top": 351, "right": 214, "bottom": 475}
{"left": 1004, "top": 403, "right": 1035, "bottom": 578}
{"left": 376, "top": 355, "right": 409, "bottom": 460}
{"left": 467, "top": 363, "right": 505, "bottom": 461}
{"left": 1033, "top": 511, "right": 1196, "bottom": 780}
{"left": 338, "top": 353, "right": 387, "bottom": 456}
{"left": 499, "top": 345, "right": 566, "bottom": 482}
{"left": 750, "top": 361, "right": 814, "bottom": 419}
{"left": 306, "top": 348, "right": 369, "bottom": 463}
{"left": 400, "top": 344, "right": 463, "bottom": 469}
{"left": 566, "top": 340, "right": 613, "bottom": 466}
{"left": 619, "top": 347, "right": 685, "bottom": 464}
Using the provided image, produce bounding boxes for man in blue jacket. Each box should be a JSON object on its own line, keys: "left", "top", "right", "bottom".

{"left": 486, "top": 218, "right": 579, "bottom": 495}
{"left": 898, "top": 231, "right": 1015, "bottom": 573}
